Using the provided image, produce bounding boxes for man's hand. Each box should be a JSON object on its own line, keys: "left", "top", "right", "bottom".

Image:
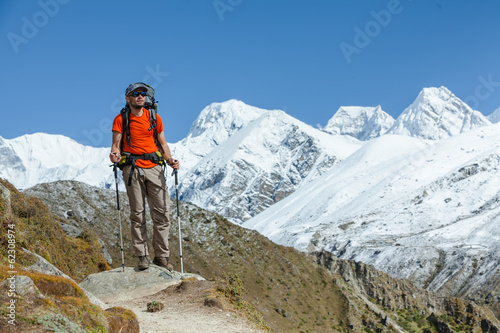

{"left": 167, "top": 158, "right": 180, "bottom": 170}
{"left": 110, "top": 151, "right": 120, "bottom": 163}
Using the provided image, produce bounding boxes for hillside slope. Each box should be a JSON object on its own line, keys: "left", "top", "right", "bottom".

{"left": 0, "top": 179, "right": 139, "bottom": 332}
{"left": 21, "top": 180, "right": 500, "bottom": 332}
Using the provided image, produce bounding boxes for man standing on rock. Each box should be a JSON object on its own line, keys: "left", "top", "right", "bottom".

{"left": 109, "top": 82, "right": 179, "bottom": 271}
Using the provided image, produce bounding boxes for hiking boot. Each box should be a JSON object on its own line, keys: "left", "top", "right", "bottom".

{"left": 152, "top": 257, "right": 173, "bottom": 271}
{"left": 138, "top": 256, "right": 150, "bottom": 270}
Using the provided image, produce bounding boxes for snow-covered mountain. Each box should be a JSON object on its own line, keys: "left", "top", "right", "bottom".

{"left": 168, "top": 99, "right": 362, "bottom": 223}
{"left": 0, "top": 133, "right": 112, "bottom": 190}
{"left": 322, "top": 106, "right": 395, "bottom": 140}
{"left": 169, "top": 99, "right": 271, "bottom": 171}
{"left": 243, "top": 124, "right": 500, "bottom": 301}
{"left": 487, "top": 106, "right": 500, "bottom": 123}
{"left": 387, "top": 86, "right": 491, "bottom": 140}
{"left": 177, "top": 109, "right": 362, "bottom": 223}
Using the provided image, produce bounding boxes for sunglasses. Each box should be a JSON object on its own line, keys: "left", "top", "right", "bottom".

{"left": 129, "top": 91, "right": 147, "bottom": 97}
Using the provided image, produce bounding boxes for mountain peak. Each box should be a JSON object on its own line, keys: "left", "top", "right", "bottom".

{"left": 487, "top": 106, "right": 500, "bottom": 123}
{"left": 420, "top": 85, "right": 452, "bottom": 96}
{"left": 414, "top": 86, "right": 455, "bottom": 109}
{"left": 169, "top": 100, "right": 281, "bottom": 171}
{"left": 187, "top": 99, "right": 275, "bottom": 140}
{"left": 387, "top": 86, "right": 491, "bottom": 140}
{"left": 323, "top": 105, "right": 395, "bottom": 141}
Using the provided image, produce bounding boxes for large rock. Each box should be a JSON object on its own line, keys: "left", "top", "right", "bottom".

{"left": 1, "top": 275, "right": 41, "bottom": 297}
{"left": 23, "top": 248, "right": 106, "bottom": 309}
{"left": 80, "top": 266, "right": 204, "bottom": 303}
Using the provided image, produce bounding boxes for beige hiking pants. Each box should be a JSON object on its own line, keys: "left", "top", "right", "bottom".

{"left": 122, "top": 164, "right": 170, "bottom": 258}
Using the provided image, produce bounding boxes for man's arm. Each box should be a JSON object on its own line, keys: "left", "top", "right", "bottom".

{"left": 110, "top": 131, "right": 122, "bottom": 163}
{"left": 157, "top": 131, "right": 179, "bottom": 169}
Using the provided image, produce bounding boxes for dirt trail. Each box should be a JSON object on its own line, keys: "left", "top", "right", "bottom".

{"left": 107, "top": 279, "right": 264, "bottom": 333}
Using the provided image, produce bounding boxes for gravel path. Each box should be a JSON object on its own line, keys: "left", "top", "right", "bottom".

{"left": 107, "top": 279, "right": 264, "bottom": 333}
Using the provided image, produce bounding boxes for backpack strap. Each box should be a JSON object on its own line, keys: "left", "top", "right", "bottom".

{"left": 148, "top": 107, "right": 164, "bottom": 155}
{"left": 119, "top": 106, "right": 163, "bottom": 156}
{"left": 148, "top": 107, "right": 157, "bottom": 131}
{"left": 120, "top": 106, "right": 133, "bottom": 151}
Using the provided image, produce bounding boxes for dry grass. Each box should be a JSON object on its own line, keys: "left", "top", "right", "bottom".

{"left": 0, "top": 265, "right": 110, "bottom": 332}
{"left": 0, "top": 180, "right": 117, "bottom": 332}
{"left": 0, "top": 179, "right": 110, "bottom": 282}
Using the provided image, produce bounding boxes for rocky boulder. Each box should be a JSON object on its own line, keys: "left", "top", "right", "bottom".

{"left": 80, "top": 265, "right": 204, "bottom": 304}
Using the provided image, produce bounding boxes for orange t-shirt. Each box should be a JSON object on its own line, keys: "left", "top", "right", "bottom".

{"left": 112, "top": 108, "right": 164, "bottom": 168}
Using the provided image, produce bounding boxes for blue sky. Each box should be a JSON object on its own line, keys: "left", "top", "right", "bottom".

{"left": 1, "top": 0, "right": 499, "bottom": 147}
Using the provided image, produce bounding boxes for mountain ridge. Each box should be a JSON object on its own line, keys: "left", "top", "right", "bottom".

{"left": 0, "top": 133, "right": 112, "bottom": 190}
{"left": 1, "top": 86, "right": 495, "bottom": 191}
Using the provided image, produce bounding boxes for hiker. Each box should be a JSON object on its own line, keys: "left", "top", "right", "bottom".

{"left": 109, "top": 82, "right": 179, "bottom": 271}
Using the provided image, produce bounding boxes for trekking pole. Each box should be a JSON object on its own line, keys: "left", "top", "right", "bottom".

{"left": 112, "top": 162, "right": 126, "bottom": 272}
{"left": 173, "top": 169, "right": 184, "bottom": 276}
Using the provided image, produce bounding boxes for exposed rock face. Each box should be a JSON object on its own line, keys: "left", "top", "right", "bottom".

{"left": 316, "top": 250, "right": 500, "bottom": 331}
{"left": 317, "top": 250, "right": 440, "bottom": 312}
